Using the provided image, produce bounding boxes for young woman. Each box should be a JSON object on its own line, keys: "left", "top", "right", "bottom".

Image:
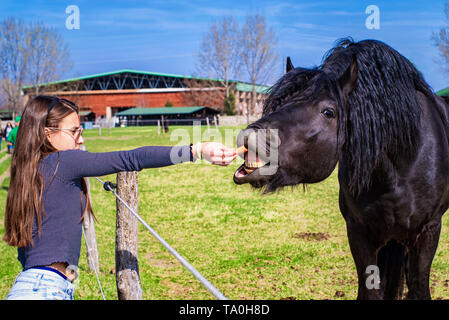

{"left": 3, "top": 95, "right": 236, "bottom": 300}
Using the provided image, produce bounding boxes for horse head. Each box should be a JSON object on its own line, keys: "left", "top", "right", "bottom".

{"left": 234, "top": 54, "right": 357, "bottom": 192}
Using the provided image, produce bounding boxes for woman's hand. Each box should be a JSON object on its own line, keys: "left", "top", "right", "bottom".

{"left": 193, "top": 142, "right": 237, "bottom": 165}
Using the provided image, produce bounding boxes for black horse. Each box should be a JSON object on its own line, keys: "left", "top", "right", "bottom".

{"left": 233, "top": 38, "right": 449, "bottom": 300}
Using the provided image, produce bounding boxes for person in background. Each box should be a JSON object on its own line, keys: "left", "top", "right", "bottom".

{"left": 4, "top": 122, "right": 12, "bottom": 154}
{"left": 0, "top": 121, "right": 3, "bottom": 151}
{"left": 6, "top": 116, "right": 20, "bottom": 153}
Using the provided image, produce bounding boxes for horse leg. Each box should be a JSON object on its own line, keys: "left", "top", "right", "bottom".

{"left": 346, "top": 222, "right": 383, "bottom": 300}
{"left": 377, "top": 239, "right": 407, "bottom": 299}
{"left": 406, "top": 220, "right": 442, "bottom": 300}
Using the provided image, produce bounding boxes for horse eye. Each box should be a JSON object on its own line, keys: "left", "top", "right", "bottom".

{"left": 321, "top": 108, "right": 336, "bottom": 119}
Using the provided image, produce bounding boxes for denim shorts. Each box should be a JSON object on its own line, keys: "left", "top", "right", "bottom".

{"left": 6, "top": 268, "right": 75, "bottom": 300}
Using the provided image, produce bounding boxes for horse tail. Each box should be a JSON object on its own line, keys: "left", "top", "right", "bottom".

{"left": 377, "top": 239, "right": 407, "bottom": 299}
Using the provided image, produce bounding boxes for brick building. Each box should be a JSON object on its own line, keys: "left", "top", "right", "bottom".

{"left": 23, "top": 69, "right": 270, "bottom": 121}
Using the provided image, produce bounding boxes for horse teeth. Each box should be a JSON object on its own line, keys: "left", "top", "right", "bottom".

{"left": 245, "top": 161, "right": 265, "bottom": 169}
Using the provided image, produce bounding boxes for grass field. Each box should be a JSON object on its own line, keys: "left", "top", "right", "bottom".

{"left": 1, "top": 125, "right": 449, "bottom": 300}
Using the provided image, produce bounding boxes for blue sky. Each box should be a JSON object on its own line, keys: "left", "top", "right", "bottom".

{"left": 1, "top": 0, "right": 448, "bottom": 91}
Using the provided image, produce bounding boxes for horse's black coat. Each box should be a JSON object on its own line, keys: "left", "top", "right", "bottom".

{"left": 234, "top": 38, "right": 449, "bottom": 299}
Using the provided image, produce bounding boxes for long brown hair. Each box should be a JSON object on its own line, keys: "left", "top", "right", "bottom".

{"left": 3, "top": 95, "right": 93, "bottom": 247}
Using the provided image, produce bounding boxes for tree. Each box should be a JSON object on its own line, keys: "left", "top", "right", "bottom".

{"left": 0, "top": 18, "right": 29, "bottom": 113}
{"left": 432, "top": 3, "right": 449, "bottom": 74}
{"left": 196, "top": 16, "right": 241, "bottom": 100}
{"left": 27, "top": 21, "right": 72, "bottom": 96}
{"left": 239, "top": 14, "right": 278, "bottom": 123}
{"left": 0, "top": 17, "right": 72, "bottom": 113}
{"left": 223, "top": 92, "right": 236, "bottom": 115}
{"left": 183, "top": 78, "right": 225, "bottom": 111}
{"left": 0, "top": 81, "right": 7, "bottom": 109}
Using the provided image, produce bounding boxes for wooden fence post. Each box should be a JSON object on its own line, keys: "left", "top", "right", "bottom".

{"left": 80, "top": 145, "right": 100, "bottom": 272}
{"left": 83, "top": 177, "right": 100, "bottom": 272}
{"left": 213, "top": 115, "right": 218, "bottom": 130}
{"left": 115, "top": 171, "right": 143, "bottom": 300}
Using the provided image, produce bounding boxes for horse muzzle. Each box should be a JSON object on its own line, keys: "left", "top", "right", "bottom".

{"left": 233, "top": 128, "right": 280, "bottom": 185}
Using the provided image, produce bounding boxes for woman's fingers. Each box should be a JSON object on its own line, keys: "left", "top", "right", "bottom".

{"left": 201, "top": 143, "right": 237, "bottom": 165}
{"left": 212, "top": 154, "right": 237, "bottom": 165}
{"left": 209, "top": 149, "right": 236, "bottom": 158}
{"left": 208, "top": 151, "right": 236, "bottom": 165}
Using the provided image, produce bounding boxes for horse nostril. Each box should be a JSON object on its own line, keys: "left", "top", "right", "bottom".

{"left": 237, "top": 127, "right": 280, "bottom": 151}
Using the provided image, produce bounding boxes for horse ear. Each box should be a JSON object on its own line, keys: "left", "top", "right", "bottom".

{"left": 286, "top": 57, "right": 294, "bottom": 73}
{"left": 338, "top": 55, "right": 358, "bottom": 98}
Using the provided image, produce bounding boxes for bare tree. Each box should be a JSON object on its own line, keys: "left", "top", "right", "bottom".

{"left": 0, "top": 17, "right": 72, "bottom": 113}
{"left": 0, "top": 80, "right": 7, "bottom": 109}
{"left": 196, "top": 16, "right": 241, "bottom": 102}
{"left": 28, "top": 21, "right": 72, "bottom": 96}
{"left": 433, "top": 3, "right": 449, "bottom": 75}
{"left": 239, "top": 14, "right": 278, "bottom": 123}
{"left": 0, "top": 18, "right": 30, "bottom": 113}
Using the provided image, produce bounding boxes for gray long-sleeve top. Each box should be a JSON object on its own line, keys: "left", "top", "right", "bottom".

{"left": 18, "top": 145, "right": 193, "bottom": 270}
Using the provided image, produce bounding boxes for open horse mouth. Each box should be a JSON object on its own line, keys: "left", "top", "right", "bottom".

{"left": 233, "top": 128, "right": 280, "bottom": 186}
{"left": 233, "top": 145, "right": 272, "bottom": 185}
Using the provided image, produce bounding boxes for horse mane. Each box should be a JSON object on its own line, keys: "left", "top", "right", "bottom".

{"left": 264, "top": 38, "right": 437, "bottom": 195}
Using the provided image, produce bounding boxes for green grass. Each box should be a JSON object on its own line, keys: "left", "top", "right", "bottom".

{"left": 1, "top": 125, "right": 449, "bottom": 300}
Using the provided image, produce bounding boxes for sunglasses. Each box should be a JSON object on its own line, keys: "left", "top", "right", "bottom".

{"left": 48, "top": 127, "right": 84, "bottom": 141}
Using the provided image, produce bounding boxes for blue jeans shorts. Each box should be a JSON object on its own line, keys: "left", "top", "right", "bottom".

{"left": 6, "top": 267, "right": 75, "bottom": 300}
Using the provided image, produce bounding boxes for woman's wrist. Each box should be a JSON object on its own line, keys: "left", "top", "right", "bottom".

{"left": 191, "top": 142, "right": 203, "bottom": 161}
{"left": 196, "top": 142, "right": 203, "bottom": 160}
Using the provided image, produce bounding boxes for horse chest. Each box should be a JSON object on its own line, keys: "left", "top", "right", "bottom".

{"left": 340, "top": 188, "right": 416, "bottom": 237}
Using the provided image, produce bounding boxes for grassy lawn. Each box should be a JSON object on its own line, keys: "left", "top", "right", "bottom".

{"left": 0, "top": 125, "right": 449, "bottom": 300}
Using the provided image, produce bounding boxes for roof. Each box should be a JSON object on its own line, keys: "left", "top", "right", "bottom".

{"left": 23, "top": 69, "right": 192, "bottom": 89}
{"left": 22, "top": 69, "right": 271, "bottom": 92}
{"left": 115, "top": 107, "right": 218, "bottom": 116}
{"left": 79, "top": 111, "right": 94, "bottom": 116}
{"left": 436, "top": 87, "right": 449, "bottom": 97}
{"left": 236, "top": 82, "right": 270, "bottom": 94}
{"left": 23, "top": 69, "right": 200, "bottom": 89}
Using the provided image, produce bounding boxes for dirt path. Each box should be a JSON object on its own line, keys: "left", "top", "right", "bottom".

{"left": 0, "top": 152, "right": 10, "bottom": 164}
{"left": 0, "top": 153, "right": 11, "bottom": 186}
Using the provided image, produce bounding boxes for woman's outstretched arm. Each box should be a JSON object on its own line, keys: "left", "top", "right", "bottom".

{"left": 46, "top": 143, "right": 236, "bottom": 181}
{"left": 49, "top": 145, "right": 193, "bottom": 181}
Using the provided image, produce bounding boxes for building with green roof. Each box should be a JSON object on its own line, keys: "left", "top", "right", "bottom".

{"left": 114, "top": 106, "right": 220, "bottom": 126}
{"left": 22, "top": 69, "right": 271, "bottom": 123}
